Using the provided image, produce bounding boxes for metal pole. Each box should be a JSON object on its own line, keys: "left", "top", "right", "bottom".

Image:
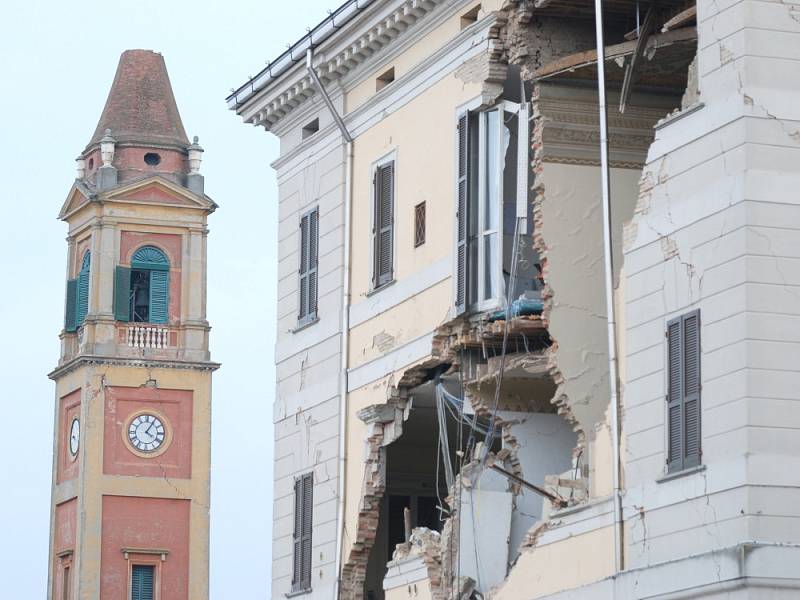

{"left": 593, "top": 0, "right": 625, "bottom": 575}
{"left": 306, "top": 47, "right": 353, "bottom": 598}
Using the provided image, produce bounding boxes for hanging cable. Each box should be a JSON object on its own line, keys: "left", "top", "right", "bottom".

{"left": 481, "top": 215, "right": 524, "bottom": 460}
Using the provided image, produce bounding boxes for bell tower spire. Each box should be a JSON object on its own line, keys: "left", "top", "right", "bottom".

{"left": 48, "top": 49, "right": 217, "bottom": 600}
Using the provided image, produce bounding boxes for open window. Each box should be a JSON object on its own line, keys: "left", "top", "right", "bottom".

{"left": 114, "top": 246, "right": 170, "bottom": 324}
{"left": 455, "top": 104, "right": 538, "bottom": 316}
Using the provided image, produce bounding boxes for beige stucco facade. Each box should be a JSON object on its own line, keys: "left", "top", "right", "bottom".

{"left": 231, "top": 0, "right": 800, "bottom": 599}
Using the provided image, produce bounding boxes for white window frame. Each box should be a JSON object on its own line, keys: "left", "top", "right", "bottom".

{"left": 453, "top": 99, "right": 523, "bottom": 316}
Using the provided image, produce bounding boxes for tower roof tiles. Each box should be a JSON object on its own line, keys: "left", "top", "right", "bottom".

{"left": 87, "top": 50, "right": 189, "bottom": 151}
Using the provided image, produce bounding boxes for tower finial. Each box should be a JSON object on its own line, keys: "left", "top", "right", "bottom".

{"left": 100, "top": 129, "right": 116, "bottom": 166}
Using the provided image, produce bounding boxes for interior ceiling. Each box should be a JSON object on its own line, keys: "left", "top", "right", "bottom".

{"left": 534, "top": 0, "right": 695, "bottom": 27}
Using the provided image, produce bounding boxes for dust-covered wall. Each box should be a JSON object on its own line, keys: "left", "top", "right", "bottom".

{"left": 537, "top": 162, "right": 641, "bottom": 442}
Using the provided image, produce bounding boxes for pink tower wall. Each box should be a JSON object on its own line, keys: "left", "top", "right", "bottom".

{"left": 103, "top": 386, "right": 193, "bottom": 479}
{"left": 100, "top": 496, "right": 191, "bottom": 599}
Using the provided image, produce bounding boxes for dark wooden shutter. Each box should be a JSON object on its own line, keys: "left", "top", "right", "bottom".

{"left": 65, "top": 279, "right": 78, "bottom": 332}
{"left": 131, "top": 564, "right": 154, "bottom": 600}
{"left": 682, "top": 311, "right": 701, "bottom": 468}
{"left": 292, "top": 472, "right": 314, "bottom": 592}
{"left": 113, "top": 266, "right": 131, "bottom": 322}
{"left": 148, "top": 270, "right": 169, "bottom": 324}
{"left": 667, "top": 309, "right": 701, "bottom": 472}
{"left": 455, "top": 113, "right": 469, "bottom": 314}
{"left": 298, "top": 208, "right": 319, "bottom": 323}
{"left": 309, "top": 209, "right": 318, "bottom": 318}
{"left": 373, "top": 162, "right": 394, "bottom": 288}
{"left": 301, "top": 473, "right": 313, "bottom": 589}
{"left": 292, "top": 477, "right": 303, "bottom": 589}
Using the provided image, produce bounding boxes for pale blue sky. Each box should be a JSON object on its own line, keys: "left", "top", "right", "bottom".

{"left": 0, "top": 1, "right": 335, "bottom": 596}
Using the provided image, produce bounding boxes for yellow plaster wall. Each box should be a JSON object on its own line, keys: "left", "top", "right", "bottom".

{"left": 493, "top": 525, "right": 615, "bottom": 599}
{"left": 348, "top": 279, "right": 451, "bottom": 368}
{"left": 347, "top": 73, "right": 482, "bottom": 370}
{"left": 344, "top": 0, "right": 498, "bottom": 114}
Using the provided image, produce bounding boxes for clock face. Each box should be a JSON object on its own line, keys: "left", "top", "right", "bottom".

{"left": 127, "top": 413, "right": 167, "bottom": 453}
{"left": 69, "top": 418, "right": 80, "bottom": 457}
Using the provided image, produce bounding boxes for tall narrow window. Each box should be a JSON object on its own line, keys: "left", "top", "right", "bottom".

{"left": 62, "top": 565, "right": 71, "bottom": 600}
{"left": 455, "top": 108, "right": 506, "bottom": 314}
{"left": 113, "top": 246, "right": 170, "bottom": 324}
{"left": 292, "top": 472, "right": 313, "bottom": 593}
{"left": 667, "top": 309, "right": 702, "bottom": 473}
{"left": 76, "top": 251, "right": 90, "bottom": 326}
{"left": 130, "top": 564, "right": 154, "bottom": 600}
{"left": 373, "top": 160, "right": 395, "bottom": 289}
{"left": 455, "top": 113, "right": 470, "bottom": 315}
{"left": 298, "top": 208, "right": 319, "bottom": 324}
{"left": 414, "top": 202, "right": 426, "bottom": 247}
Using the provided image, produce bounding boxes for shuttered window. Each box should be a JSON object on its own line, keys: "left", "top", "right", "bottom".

{"left": 298, "top": 208, "right": 319, "bottom": 324}
{"left": 414, "top": 201, "right": 426, "bottom": 247}
{"left": 130, "top": 564, "right": 154, "bottom": 600}
{"left": 455, "top": 113, "right": 469, "bottom": 314}
{"left": 667, "top": 309, "right": 702, "bottom": 473}
{"left": 373, "top": 161, "right": 395, "bottom": 289}
{"left": 292, "top": 472, "right": 313, "bottom": 593}
{"left": 65, "top": 279, "right": 78, "bottom": 332}
{"left": 65, "top": 251, "right": 91, "bottom": 332}
{"left": 114, "top": 246, "right": 169, "bottom": 324}
{"left": 76, "top": 251, "right": 90, "bottom": 326}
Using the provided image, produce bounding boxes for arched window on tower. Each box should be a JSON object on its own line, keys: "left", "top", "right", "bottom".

{"left": 64, "top": 250, "right": 91, "bottom": 332}
{"left": 114, "top": 246, "right": 170, "bottom": 324}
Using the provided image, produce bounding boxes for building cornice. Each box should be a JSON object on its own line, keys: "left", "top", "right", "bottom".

{"left": 231, "top": 0, "right": 466, "bottom": 131}
{"left": 271, "top": 10, "right": 499, "bottom": 173}
{"left": 49, "top": 355, "right": 220, "bottom": 380}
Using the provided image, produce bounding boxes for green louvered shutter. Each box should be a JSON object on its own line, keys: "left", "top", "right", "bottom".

{"left": 65, "top": 279, "right": 78, "bottom": 332}
{"left": 131, "top": 564, "right": 154, "bottom": 600}
{"left": 149, "top": 270, "right": 169, "bottom": 324}
{"left": 76, "top": 251, "right": 91, "bottom": 326}
{"left": 114, "top": 266, "right": 131, "bottom": 322}
{"left": 76, "top": 269, "right": 89, "bottom": 326}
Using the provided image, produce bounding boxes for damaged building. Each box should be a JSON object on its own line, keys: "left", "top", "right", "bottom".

{"left": 228, "top": 0, "right": 800, "bottom": 598}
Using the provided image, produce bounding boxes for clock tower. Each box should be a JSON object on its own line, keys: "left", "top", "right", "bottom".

{"left": 47, "top": 50, "right": 217, "bottom": 600}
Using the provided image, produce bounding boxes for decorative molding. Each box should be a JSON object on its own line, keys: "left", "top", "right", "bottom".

{"left": 536, "top": 87, "right": 673, "bottom": 168}
{"left": 238, "top": 0, "right": 449, "bottom": 130}
{"left": 49, "top": 355, "right": 220, "bottom": 380}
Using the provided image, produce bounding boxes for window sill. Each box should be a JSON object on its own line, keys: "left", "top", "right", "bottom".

{"left": 366, "top": 279, "right": 396, "bottom": 297}
{"left": 286, "top": 587, "right": 312, "bottom": 598}
{"left": 292, "top": 316, "right": 319, "bottom": 334}
{"left": 656, "top": 464, "right": 706, "bottom": 484}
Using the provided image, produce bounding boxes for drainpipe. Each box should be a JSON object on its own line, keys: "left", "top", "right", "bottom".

{"left": 593, "top": 0, "right": 625, "bottom": 575}
{"left": 306, "top": 48, "right": 353, "bottom": 599}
